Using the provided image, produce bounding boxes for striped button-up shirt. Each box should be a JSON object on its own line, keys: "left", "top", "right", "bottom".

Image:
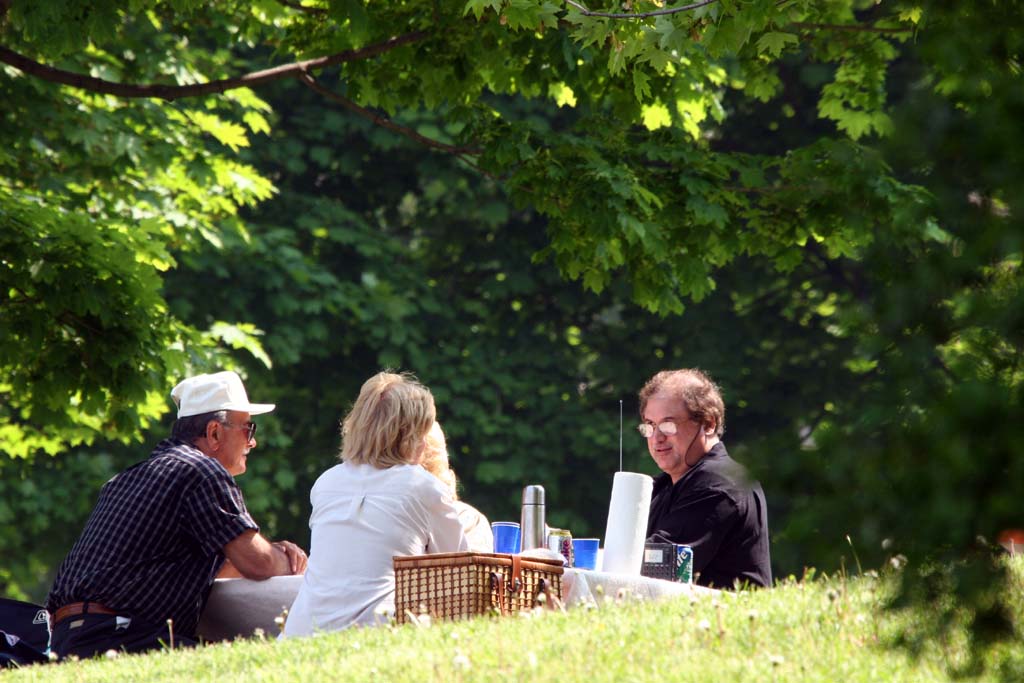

{"left": 46, "top": 439, "right": 258, "bottom": 635}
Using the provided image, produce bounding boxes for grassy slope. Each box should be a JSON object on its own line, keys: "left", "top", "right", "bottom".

{"left": 8, "top": 562, "right": 1023, "bottom": 683}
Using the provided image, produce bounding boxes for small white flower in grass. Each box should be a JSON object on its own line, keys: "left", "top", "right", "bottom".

{"left": 450, "top": 631, "right": 460, "bottom": 641}
{"left": 698, "top": 619, "right": 711, "bottom": 631}
{"left": 527, "top": 652, "right": 538, "bottom": 669}
{"left": 104, "top": 649, "right": 120, "bottom": 659}
{"left": 253, "top": 627, "right": 266, "bottom": 640}
{"left": 452, "top": 651, "right": 470, "bottom": 670}
{"left": 47, "top": 652, "right": 58, "bottom": 662}
{"left": 274, "top": 615, "right": 286, "bottom": 628}
{"left": 747, "top": 609, "right": 758, "bottom": 621}
{"left": 352, "top": 642, "right": 361, "bottom": 651}
{"left": 769, "top": 654, "right": 785, "bottom": 667}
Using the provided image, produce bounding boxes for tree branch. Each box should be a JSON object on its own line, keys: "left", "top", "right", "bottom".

{"left": 300, "top": 73, "right": 511, "bottom": 184}
{"left": 297, "top": 71, "right": 481, "bottom": 157}
{"left": 0, "top": 31, "right": 427, "bottom": 101}
{"left": 789, "top": 21, "right": 912, "bottom": 34}
{"left": 563, "top": 0, "right": 717, "bottom": 20}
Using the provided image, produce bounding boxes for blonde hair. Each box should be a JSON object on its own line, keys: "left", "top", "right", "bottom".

{"left": 638, "top": 368, "right": 726, "bottom": 437}
{"left": 421, "top": 421, "right": 459, "bottom": 500}
{"left": 340, "top": 372, "right": 436, "bottom": 468}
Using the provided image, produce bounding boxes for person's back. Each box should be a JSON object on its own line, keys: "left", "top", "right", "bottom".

{"left": 285, "top": 461, "right": 465, "bottom": 633}
{"left": 47, "top": 441, "right": 255, "bottom": 635}
{"left": 282, "top": 372, "right": 468, "bottom": 637}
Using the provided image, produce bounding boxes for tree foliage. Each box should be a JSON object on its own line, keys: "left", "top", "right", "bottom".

{"left": 2, "top": 0, "right": 1023, "bottom": 671}
{"left": 1, "top": 0, "right": 927, "bottom": 452}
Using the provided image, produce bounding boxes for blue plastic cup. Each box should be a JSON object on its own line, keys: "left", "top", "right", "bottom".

{"left": 492, "top": 521, "right": 521, "bottom": 554}
{"left": 572, "top": 538, "right": 600, "bottom": 570}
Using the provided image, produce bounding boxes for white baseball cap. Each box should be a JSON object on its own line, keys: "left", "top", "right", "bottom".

{"left": 171, "top": 371, "right": 275, "bottom": 418}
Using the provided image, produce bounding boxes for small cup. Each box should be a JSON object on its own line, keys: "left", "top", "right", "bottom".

{"left": 572, "top": 538, "right": 600, "bottom": 570}
{"left": 491, "top": 522, "right": 521, "bottom": 554}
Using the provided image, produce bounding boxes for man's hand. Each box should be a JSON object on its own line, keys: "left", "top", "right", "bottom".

{"left": 272, "top": 540, "right": 308, "bottom": 575}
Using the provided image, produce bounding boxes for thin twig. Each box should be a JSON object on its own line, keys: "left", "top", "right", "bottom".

{"left": 563, "top": 0, "right": 718, "bottom": 20}
{"left": 0, "top": 31, "right": 427, "bottom": 100}
{"left": 298, "top": 71, "right": 481, "bottom": 156}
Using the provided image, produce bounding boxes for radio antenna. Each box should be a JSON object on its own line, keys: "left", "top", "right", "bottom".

{"left": 619, "top": 399, "right": 623, "bottom": 472}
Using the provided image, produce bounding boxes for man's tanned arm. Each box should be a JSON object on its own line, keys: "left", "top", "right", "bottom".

{"left": 223, "top": 530, "right": 307, "bottom": 580}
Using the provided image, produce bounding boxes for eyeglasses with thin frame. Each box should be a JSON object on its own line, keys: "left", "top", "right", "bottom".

{"left": 637, "top": 421, "right": 679, "bottom": 438}
{"left": 222, "top": 421, "right": 257, "bottom": 441}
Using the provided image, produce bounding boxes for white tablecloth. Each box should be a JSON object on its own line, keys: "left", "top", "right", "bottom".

{"left": 561, "top": 568, "right": 715, "bottom": 606}
{"left": 197, "top": 568, "right": 714, "bottom": 641}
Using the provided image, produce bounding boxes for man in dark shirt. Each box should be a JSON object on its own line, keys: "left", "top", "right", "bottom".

{"left": 640, "top": 368, "right": 771, "bottom": 588}
{"left": 46, "top": 371, "right": 308, "bottom": 659}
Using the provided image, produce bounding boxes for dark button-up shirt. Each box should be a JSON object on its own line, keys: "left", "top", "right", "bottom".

{"left": 646, "top": 442, "right": 772, "bottom": 588}
{"left": 46, "top": 439, "right": 258, "bottom": 635}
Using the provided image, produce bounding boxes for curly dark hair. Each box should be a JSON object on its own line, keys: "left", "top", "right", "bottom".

{"left": 638, "top": 368, "right": 725, "bottom": 437}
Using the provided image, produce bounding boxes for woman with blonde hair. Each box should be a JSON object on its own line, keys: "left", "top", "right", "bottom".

{"left": 283, "top": 372, "right": 468, "bottom": 636}
{"left": 421, "top": 421, "right": 493, "bottom": 552}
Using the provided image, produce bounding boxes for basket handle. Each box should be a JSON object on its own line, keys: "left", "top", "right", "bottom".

{"left": 490, "top": 571, "right": 509, "bottom": 616}
{"left": 510, "top": 555, "right": 523, "bottom": 594}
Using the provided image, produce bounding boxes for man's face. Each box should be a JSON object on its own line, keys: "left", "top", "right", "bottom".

{"left": 642, "top": 395, "right": 701, "bottom": 483}
{"left": 215, "top": 410, "right": 255, "bottom": 476}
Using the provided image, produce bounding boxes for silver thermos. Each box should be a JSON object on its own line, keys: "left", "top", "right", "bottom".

{"left": 520, "top": 484, "right": 546, "bottom": 551}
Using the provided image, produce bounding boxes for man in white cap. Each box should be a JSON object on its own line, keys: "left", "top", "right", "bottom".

{"left": 46, "top": 371, "right": 308, "bottom": 659}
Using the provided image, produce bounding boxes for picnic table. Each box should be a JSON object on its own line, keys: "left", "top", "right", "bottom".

{"left": 197, "top": 569, "right": 714, "bottom": 641}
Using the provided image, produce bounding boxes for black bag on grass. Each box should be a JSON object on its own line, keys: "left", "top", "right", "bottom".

{"left": 0, "top": 598, "right": 50, "bottom": 667}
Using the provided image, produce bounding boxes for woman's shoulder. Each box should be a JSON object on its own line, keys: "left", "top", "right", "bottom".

{"left": 394, "top": 463, "right": 450, "bottom": 492}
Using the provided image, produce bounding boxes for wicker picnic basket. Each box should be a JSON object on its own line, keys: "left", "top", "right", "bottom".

{"left": 393, "top": 551, "right": 564, "bottom": 624}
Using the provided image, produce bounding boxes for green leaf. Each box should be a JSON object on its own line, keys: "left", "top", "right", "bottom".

{"left": 756, "top": 31, "right": 797, "bottom": 58}
{"left": 632, "top": 70, "right": 651, "bottom": 102}
{"left": 641, "top": 102, "right": 671, "bottom": 130}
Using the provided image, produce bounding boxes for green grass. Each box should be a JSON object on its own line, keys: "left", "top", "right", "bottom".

{"left": 9, "top": 562, "right": 1024, "bottom": 682}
